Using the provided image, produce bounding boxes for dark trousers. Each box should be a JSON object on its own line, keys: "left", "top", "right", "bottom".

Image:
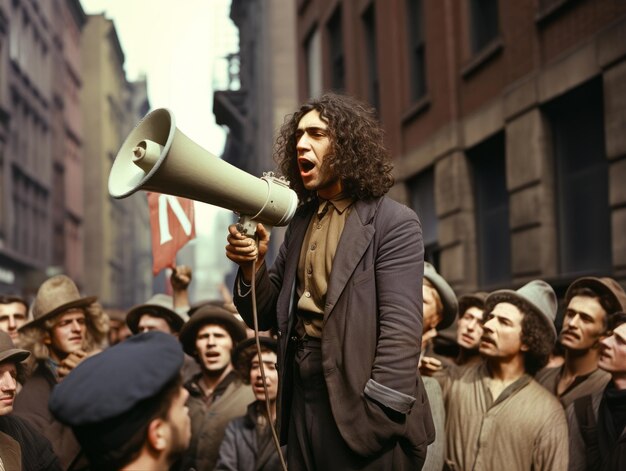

{"left": 287, "top": 337, "right": 421, "bottom": 471}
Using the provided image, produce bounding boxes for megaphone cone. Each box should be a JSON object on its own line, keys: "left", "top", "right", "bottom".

{"left": 108, "top": 108, "right": 298, "bottom": 231}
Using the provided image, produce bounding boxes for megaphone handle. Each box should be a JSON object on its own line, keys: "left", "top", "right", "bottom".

{"left": 237, "top": 215, "right": 273, "bottom": 238}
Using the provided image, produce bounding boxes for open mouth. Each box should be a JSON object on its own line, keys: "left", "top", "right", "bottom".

{"left": 298, "top": 158, "right": 315, "bottom": 173}
{"left": 480, "top": 336, "right": 496, "bottom": 346}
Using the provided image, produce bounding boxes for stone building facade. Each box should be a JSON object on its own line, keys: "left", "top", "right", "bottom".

{"left": 295, "top": 0, "right": 626, "bottom": 296}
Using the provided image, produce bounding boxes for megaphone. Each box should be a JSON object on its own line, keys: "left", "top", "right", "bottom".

{"left": 108, "top": 108, "right": 298, "bottom": 234}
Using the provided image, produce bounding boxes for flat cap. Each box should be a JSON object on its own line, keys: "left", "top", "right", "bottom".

{"left": 49, "top": 331, "right": 184, "bottom": 453}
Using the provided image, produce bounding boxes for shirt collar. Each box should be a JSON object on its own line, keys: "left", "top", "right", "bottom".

{"left": 317, "top": 194, "right": 354, "bottom": 216}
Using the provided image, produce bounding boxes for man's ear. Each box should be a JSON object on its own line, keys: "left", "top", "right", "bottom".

{"left": 147, "top": 418, "right": 167, "bottom": 451}
{"left": 43, "top": 332, "right": 51, "bottom": 345}
{"left": 520, "top": 342, "right": 529, "bottom": 352}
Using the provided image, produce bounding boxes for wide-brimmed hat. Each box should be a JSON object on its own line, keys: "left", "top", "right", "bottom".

{"left": 458, "top": 292, "right": 488, "bottom": 318}
{"left": 231, "top": 336, "right": 277, "bottom": 382}
{"left": 188, "top": 299, "right": 238, "bottom": 317}
{"left": 0, "top": 331, "right": 30, "bottom": 364}
{"left": 179, "top": 305, "right": 247, "bottom": 356}
{"left": 565, "top": 277, "right": 626, "bottom": 317}
{"left": 423, "top": 262, "right": 458, "bottom": 330}
{"left": 19, "top": 275, "right": 97, "bottom": 331}
{"left": 485, "top": 280, "right": 557, "bottom": 338}
{"left": 125, "top": 294, "right": 189, "bottom": 334}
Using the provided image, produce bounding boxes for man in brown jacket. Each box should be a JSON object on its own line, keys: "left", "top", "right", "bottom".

{"left": 442, "top": 280, "right": 568, "bottom": 470}
{"left": 13, "top": 275, "right": 108, "bottom": 470}
{"left": 226, "top": 93, "right": 434, "bottom": 470}
{"left": 536, "top": 276, "right": 626, "bottom": 408}
{"left": 177, "top": 305, "right": 254, "bottom": 471}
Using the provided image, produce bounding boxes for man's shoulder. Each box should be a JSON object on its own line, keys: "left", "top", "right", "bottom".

{"left": 522, "top": 378, "right": 567, "bottom": 413}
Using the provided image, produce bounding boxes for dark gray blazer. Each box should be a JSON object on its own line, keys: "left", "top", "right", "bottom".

{"left": 235, "top": 196, "right": 435, "bottom": 459}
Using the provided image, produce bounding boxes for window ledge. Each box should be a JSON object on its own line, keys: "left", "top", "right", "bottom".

{"left": 535, "top": 0, "right": 582, "bottom": 26}
{"left": 401, "top": 95, "right": 432, "bottom": 125}
{"left": 461, "top": 37, "right": 504, "bottom": 80}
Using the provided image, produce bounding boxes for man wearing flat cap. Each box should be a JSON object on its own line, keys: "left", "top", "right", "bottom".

{"left": 536, "top": 276, "right": 626, "bottom": 408}
{"left": 442, "top": 280, "right": 568, "bottom": 470}
{"left": 13, "top": 274, "right": 108, "bottom": 469}
{"left": 177, "top": 305, "right": 255, "bottom": 471}
{"left": 0, "top": 331, "right": 61, "bottom": 470}
{"left": 216, "top": 336, "right": 283, "bottom": 471}
{"left": 49, "top": 331, "right": 191, "bottom": 471}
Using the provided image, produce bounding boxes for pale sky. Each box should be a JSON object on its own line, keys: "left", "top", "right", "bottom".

{"left": 81, "top": 0, "right": 239, "bottom": 235}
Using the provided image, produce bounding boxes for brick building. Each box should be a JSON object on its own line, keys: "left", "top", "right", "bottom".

{"left": 295, "top": 0, "right": 626, "bottom": 296}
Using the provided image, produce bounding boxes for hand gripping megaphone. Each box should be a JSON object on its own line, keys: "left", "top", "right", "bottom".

{"left": 108, "top": 108, "right": 298, "bottom": 234}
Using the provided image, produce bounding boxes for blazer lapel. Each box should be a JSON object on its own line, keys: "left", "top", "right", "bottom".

{"left": 324, "top": 199, "right": 378, "bottom": 322}
{"left": 0, "top": 431, "right": 21, "bottom": 471}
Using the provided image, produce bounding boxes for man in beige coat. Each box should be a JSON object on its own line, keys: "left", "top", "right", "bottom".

{"left": 442, "top": 280, "right": 568, "bottom": 470}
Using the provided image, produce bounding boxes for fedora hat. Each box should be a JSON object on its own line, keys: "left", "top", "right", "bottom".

{"left": 179, "top": 305, "right": 247, "bottom": 356}
{"left": 0, "top": 331, "right": 30, "bottom": 364}
{"left": 423, "top": 262, "right": 458, "bottom": 330}
{"left": 19, "top": 275, "right": 97, "bottom": 331}
{"left": 485, "top": 280, "right": 558, "bottom": 339}
{"left": 126, "top": 294, "right": 189, "bottom": 334}
{"left": 565, "top": 277, "right": 626, "bottom": 316}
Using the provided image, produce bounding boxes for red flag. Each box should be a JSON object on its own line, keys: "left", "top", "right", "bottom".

{"left": 147, "top": 193, "right": 196, "bottom": 275}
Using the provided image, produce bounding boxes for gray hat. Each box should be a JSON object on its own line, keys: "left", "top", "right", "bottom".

{"left": 485, "top": 280, "right": 557, "bottom": 339}
{"left": 423, "top": 262, "right": 458, "bottom": 330}
{"left": 126, "top": 294, "right": 189, "bottom": 334}
{"left": 0, "top": 331, "right": 30, "bottom": 364}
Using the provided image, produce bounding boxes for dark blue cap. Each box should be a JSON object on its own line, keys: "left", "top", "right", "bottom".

{"left": 49, "top": 331, "right": 184, "bottom": 454}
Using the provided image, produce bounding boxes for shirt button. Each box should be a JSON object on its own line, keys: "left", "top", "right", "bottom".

{"left": 306, "top": 267, "right": 313, "bottom": 275}
{"left": 310, "top": 243, "right": 316, "bottom": 250}
{"left": 304, "top": 291, "right": 311, "bottom": 298}
{"left": 317, "top": 224, "right": 322, "bottom": 229}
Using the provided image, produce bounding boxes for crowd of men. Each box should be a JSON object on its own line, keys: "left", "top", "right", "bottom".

{"left": 0, "top": 92, "right": 624, "bottom": 471}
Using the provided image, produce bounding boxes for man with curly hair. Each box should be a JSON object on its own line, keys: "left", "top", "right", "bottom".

{"left": 442, "top": 280, "right": 568, "bottom": 470}
{"left": 226, "top": 93, "right": 434, "bottom": 470}
{"left": 13, "top": 275, "right": 108, "bottom": 470}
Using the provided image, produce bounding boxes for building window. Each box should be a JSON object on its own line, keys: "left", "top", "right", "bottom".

{"left": 469, "top": 0, "right": 499, "bottom": 54}
{"left": 361, "top": 4, "right": 379, "bottom": 110}
{"left": 409, "top": 168, "right": 439, "bottom": 266}
{"left": 406, "top": 0, "right": 427, "bottom": 102}
{"left": 327, "top": 6, "right": 345, "bottom": 92}
{"left": 546, "top": 78, "right": 611, "bottom": 276}
{"left": 305, "top": 27, "right": 322, "bottom": 98}
{"left": 469, "top": 132, "right": 511, "bottom": 287}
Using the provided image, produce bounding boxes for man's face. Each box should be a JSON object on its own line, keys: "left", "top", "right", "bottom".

{"left": 560, "top": 295, "right": 607, "bottom": 351}
{"left": 295, "top": 109, "right": 342, "bottom": 199}
{"left": 164, "top": 386, "right": 191, "bottom": 459}
{"left": 250, "top": 350, "right": 278, "bottom": 402}
{"left": 457, "top": 306, "right": 485, "bottom": 349}
{"left": 0, "top": 302, "right": 27, "bottom": 342}
{"left": 138, "top": 314, "right": 173, "bottom": 335}
{"left": 422, "top": 284, "right": 442, "bottom": 332}
{"left": 195, "top": 324, "right": 233, "bottom": 375}
{"left": 46, "top": 309, "right": 87, "bottom": 362}
{"left": 0, "top": 361, "right": 18, "bottom": 415}
{"left": 598, "top": 323, "right": 626, "bottom": 375}
{"left": 479, "top": 302, "right": 526, "bottom": 360}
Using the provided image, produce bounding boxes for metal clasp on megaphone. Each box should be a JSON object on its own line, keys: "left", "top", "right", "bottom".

{"left": 236, "top": 172, "right": 292, "bottom": 237}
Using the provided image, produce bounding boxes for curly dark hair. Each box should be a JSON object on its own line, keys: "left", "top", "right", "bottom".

{"left": 274, "top": 92, "right": 394, "bottom": 201}
{"left": 503, "top": 298, "right": 555, "bottom": 376}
